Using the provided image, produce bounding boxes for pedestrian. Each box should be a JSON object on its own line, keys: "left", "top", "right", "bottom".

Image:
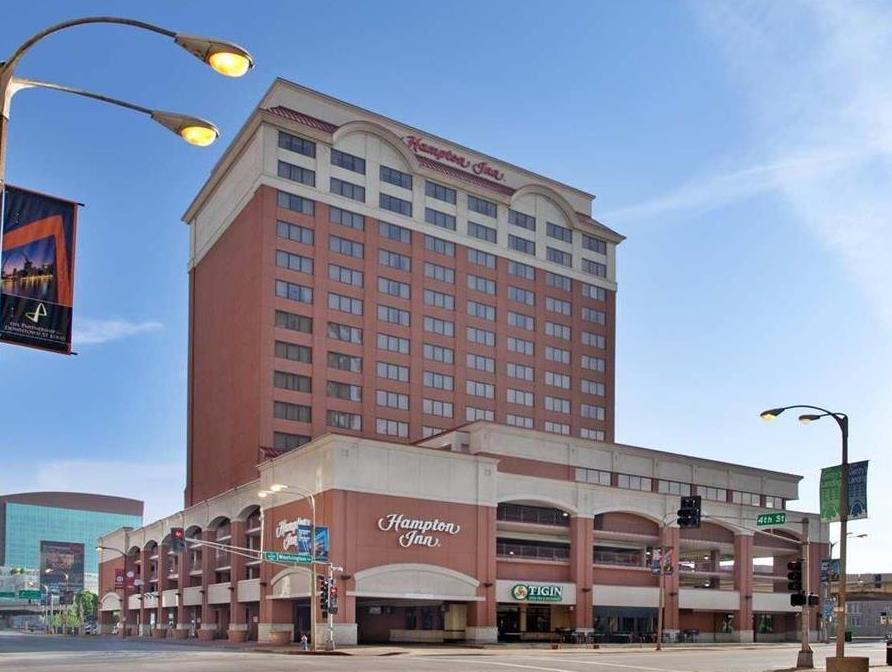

{"left": 300, "top": 632, "right": 308, "bottom": 651}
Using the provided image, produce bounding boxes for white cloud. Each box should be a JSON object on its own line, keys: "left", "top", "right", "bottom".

{"left": 73, "top": 318, "right": 163, "bottom": 346}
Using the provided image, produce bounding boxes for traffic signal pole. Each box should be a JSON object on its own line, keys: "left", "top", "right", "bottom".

{"left": 797, "top": 516, "right": 814, "bottom": 668}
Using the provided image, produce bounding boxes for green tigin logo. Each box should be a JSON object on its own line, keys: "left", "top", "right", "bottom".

{"left": 510, "top": 583, "right": 562, "bottom": 602}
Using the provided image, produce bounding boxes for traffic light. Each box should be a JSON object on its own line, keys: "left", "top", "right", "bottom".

{"left": 677, "top": 495, "right": 702, "bottom": 529}
{"left": 319, "top": 577, "right": 330, "bottom": 615}
{"left": 787, "top": 560, "right": 803, "bottom": 592}
{"left": 170, "top": 527, "right": 186, "bottom": 553}
{"left": 807, "top": 594, "right": 819, "bottom": 606}
{"left": 790, "top": 593, "right": 807, "bottom": 607}
{"left": 329, "top": 581, "right": 338, "bottom": 615}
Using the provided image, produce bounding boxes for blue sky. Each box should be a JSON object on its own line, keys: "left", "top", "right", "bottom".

{"left": 1, "top": 1, "right": 889, "bottom": 572}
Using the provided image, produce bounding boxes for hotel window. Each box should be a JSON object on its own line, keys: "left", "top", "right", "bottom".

{"left": 422, "top": 426, "right": 445, "bottom": 438}
{"left": 658, "top": 480, "right": 692, "bottom": 496}
{"left": 582, "top": 233, "right": 607, "bottom": 254}
{"left": 277, "top": 160, "right": 315, "bottom": 187}
{"left": 497, "top": 503, "right": 569, "bottom": 527}
{"left": 424, "top": 371, "right": 454, "bottom": 391}
{"left": 508, "top": 286, "right": 535, "bottom": 306}
{"left": 545, "top": 396, "right": 570, "bottom": 414}
{"left": 329, "top": 235, "right": 364, "bottom": 259}
{"left": 331, "top": 177, "right": 365, "bottom": 202}
{"left": 546, "top": 247, "right": 572, "bottom": 267}
{"left": 508, "top": 209, "right": 536, "bottom": 231}
{"left": 425, "top": 234, "right": 455, "bottom": 256}
{"left": 278, "top": 130, "right": 316, "bottom": 157}
{"left": 276, "top": 250, "right": 313, "bottom": 275}
{"left": 582, "top": 258, "right": 608, "bottom": 278}
{"left": 582, "top": 307, "right": 606, "bottom": 325}
{"left": 507, "top": 336, "right": 534, "bottom": 356}
{"left": 509, "top": 235, "right": 536, "bottom": 256}
{"left": 328, "top": 263, "right": 363, "bottom": 288}
{"left": 546, "top": 297, "right": 571, "bottom": 316}
{"left": 581, "top": 427, "right": 606, "bottom": 441}
{"left": 273, "top": 401, "right": 312, "bottom": 423}
{"left": 379, "top": 192, "right": 412, "bottom": 217}
{"left": 545, "top": 371, "right": 570, "bottom": 389}
{"left": 468, "top": 248, "right": 497, "bottom": 269}
{"left": 273, "top": 370, "right": 311, "bottom": 393}
{"left": 425, "top": 180, "right": 456, "bottom": 204}
{"left": 376, "top": 332, "right": 409, "bottom": 354}
{"left": 327, "top": 351, "right": 362, "bottom": 373}
{"left": 276, "top": 310, "right": 312, "bottom": 334}
{"left": 378, "top": 276, "right": 411, "bottom": 299}
{"left": 329, "top": 205, "right": 364, "bottom": 231}
{"left": 424, "top": 261, "right": 454, "bottom": 284}
{"left": 275, "top": 341, "right": 312, "bottom": 364}
{"left": 376, "top": 418, "right": 409, "bottom": 438}
{"left": 696, "top": 485, "right": 728, "bottom": 502}
{"left": 376, "top": 389, "right": 409, "bottom": 410}
{"left": 575, "top": 468, "right": 611, "bottom": 486}
{"left": 277, "top": 220, "right": 314, "bottom": 245}
{"left": 507, "top": 311, "right": 534, "bottom": 331}
{"left": 377, "top": 304, "right": 410, "bottom": 326}
{"left": 468, "top": 221, "right": 497, "bottom": 243}
{"left": 508, "top": 260, "right": 535, "bottom": 280}
{"left": 423, "top": 398, "right": 453, "bottom": 418}
{"left": 546, "top": 221, "right": 573, "bottom": 243}
{"left": 507, "top": 414, "right": 533, "bottom": 429}
{"left": 424, "top": 289, "right": 455, "bottom": 310}
{"left": 274, "top": 432, "right": 311, "bottom": 452}
{"left": 582, "top": 331, "right": 607, "bottom": 349}
{"left": 732, "top": 491, "right": 761, "bottom": 506}
{"left": 581, "top": 404, "right": 606, "bottom": 420}
{"left": 331, "top": 148, "right": 366, "bottom": 174}
{"left": 467, "top": 326, "right": 495, "bottom": 347}
{"left": 764, "top": 496, "right": 785, "bottom": 509}
{"left": 467, "top": 300, "right": 496, "bottom": 321}
{"left": 379, "top": 220, "right": 412, "bottom": 244}
{"left": 545, "top": 421, "right": 570, "bottom": 435}
{"left": 583, "top": 282, "right": 608, "bottom": 301}
{"left": 425, "top": 207, "right": 456, "bottom": 230}
{"left": 545, "top": 346, "right": 570, "bottom": 364}
{"left": 423, "top": 343, "right": 454, "bottom": 364}
{"left": 545, "top": 321, "right": 571, "bottom": 341}
{"left": 466, "top": 380, "right": 495, "bottom": 399}
{"left": 545, "top": 272, "right": 571, "bottom": 291}
{"left": 276, "top": 280, "right": 313, "bottom": 304}
{"left": 507, "top": 388, "right": 534, "bottom": 407}
{"left": 376, "top": 361, "right": 409, "bottom": 382}
{"left": 618, "top": 474, "right": 652, "bottom": 491}
{"left": 424, "top": 316, "right": 454, "bottom": 337}
{"left": 467, "top": 195, "right": 498, "bottom": 218}
{"left": 581, "top": 379, "right": 606, "bottom": 396}
{"left": 380, "top": 165, "right": 412, "bottom": 189}
{"left": 507, "top": 362, "right": 534, "bottom": 381}
{"left": 277, "top": 190, "right": 315, "bottom": 215}
{"left": 327, "top": 410, "right": 361, "bottom": 431}
{"left": 328, "top": 322, "right": 362, "bottom": 344}
{"left": 327, "top": 381, "right": 362, "bottom": 402}
{"left": 467, "top": 274, "right": 496, "bottom": 295}
{"left": 378, "top": 249, "right": 412, "bottom": 272}
{"left": 581, "top": 355, "right": 606, "bottom": 372}
{"left": 466, "top": 406, "right": 494, "bottom": 422}
{"left": 328, "top": 292, "right": 362, "bottom": 315}
{"left": 466, "top": 353, "right": 495, "bottom": 373}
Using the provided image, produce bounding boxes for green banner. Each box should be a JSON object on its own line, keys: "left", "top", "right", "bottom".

{"left": 820, "top": 461, "right": 869, "bottom": 522}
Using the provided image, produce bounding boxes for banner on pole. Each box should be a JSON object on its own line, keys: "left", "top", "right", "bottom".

{"left": 820, "top": 461, "right": 869, "bottom": 522}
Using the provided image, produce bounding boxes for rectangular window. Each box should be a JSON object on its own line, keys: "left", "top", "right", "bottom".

{"left": 327, "top": 351, "right": 362, "bottom": 373}
{"left": 466, "top": 380, "right": 495, "bottom": 399}
{"left": 618, "top": 474, "right": 652, "bottom": 491}
{"left": 696, "top": 486, "right": 728, "bottom": 502}
{"left": 467, "top": 300, "right": 496, "bottom": 321}
{"left": 466, "top": 353, "right": 495, "bottom": 373}
{"left": 582, "top": 258, "right": 608, "bottom": 278}
{"left": 507, "top": 336, "right": 534, "bottom": 356}
{"left": 583, "top": 282, "right": 608, "bottom": 301}
{"left": 467, "top": 274, "right": 496, "bottom": 295}
{"left": 731, "top": 491, "right": 761, "bottom": 506}
{"left": 545, "top": 321, "right": 571, "bottom": 341}
{"left": 273, "top": 370, "right": 311, "bottom": 393}
{"left": 330, "top": 177, "right": 365, "bottom": 202}
{"left": 276, "top": 250, "right": 313, "bottom": 275}
{"left": 424, "top": 289, "right": 455, "bottom": 310}
{"left": 328, "top": 322, "right": 362, "bottom": 344}
{"left": 508, "top": 260, "right": 535, "bottom": 280}
{"left": 508, "top": 286, "right": 535, "bottom": 306}
{"left": 277, "top": 190, "right": 315, "bottom": 215}
{"left": 466, "top": 406, "right": 495, "bottom": 422}
{"left": 331, "top": 148, "right": 366, "bottom": 174}
{"left": 581, "top": 404, "right": 607, "bottom": 420}
{"left": 425, "top": 207, "right": 456, "bottom": 230}
{"left": 274, "top": 400, "right": 312, "bottom": 423}
{"left": 581, "top": 427, "right": 606, "bottom": 441}
{"left": 468, "top": 248, "right": 497, "bottom": 269}
{"left": 424, "top": 371, "right": 454, "bottom": 391}
{"left": 507, "top": 414, "right": 534, "bottom": 429}
{"left": 509, "top": 209, "right": 536, "bottom": 231}
{"left": 423, "top": 398, "right": 454, "bottom": 418}
{"left": 467, "top": 326, "right": 495, "bottom": 347}
{"left": 545, "top": 371, "right": 571, "bottom": 389}
{"left": 546, "top": 297, "right": 571, "bottom": 316}
{"left": 425, "top": 234, "right": 455, "bottom": 256}
{"left": 379, "top": 192, "right": 412, "bottom": 217}
{"left": 764, "top": 496, "right": 784, "bottom": 509}
{"left": 507, "top": 311, "right": 535, "bottom": 331}
{"left": 507, "top": 362, "right": 534, "bottom": 381}
{"left": 378, "top": 276, "right": 411, "bottom": 299}
{"left": 376, "top": 361, "right": 410, "bottom": 382}
{"left": 278, "top": 130, "right": 316, "bottom": 157}
{"left": 581, "top": 379, "right": 606, "bottom": 396}
{"left": 378, "top": 248, "right": 412, "bottom": 272}
{"left": 422, "top": 425, "right": 445, "bottom": 438}
{"left": 423, "top": 342, "right": 454, "bottom": 364}
{"left": 582, "top": 331, "right": 607, "bottom": 349}
{"left": 467, "top": 195, "right": 498, "bottom": 218}
{"left": 468, "top": 221, "right": 497, "bottom": 243}
{"left": 581, "top": 355, "right": 606, "bottom": 372}
{"left": 328, "top": 292, "right": 363, "bottom": 315}
{"left": 546, "top": 247, "right": 572, "bottom": 267}
{"left": 582, "top": 307, "right": 606, "bottom": 325}
{"left": 546, "top": 272, "right": 571, "bottom": 291}
{"left": 507, "top": 388, "right": 534, "bottom": 407}
{"left": 582, "top": 234, "right": 607, "bottom": 254}
{"left": 329, "top": 234, "right": 364, "bottom": 258}
{"left": 327, "top": 380, "right": 362, "bottom": 402}
{"left": 328, "top": 263, "right": 364, "bottom": 287}
{"left": 376, "top": 332, "right": 409, "bottom": 354}
{"left": 425, "top": 180, "right": 456, "bottom": 204}
{"left": 276, "top": 310, "right": 312, "bottom": 334}
{"left": 424, "top": 261, "right": 454, "bottom": 284}
{"left": 277, "top": 220, "right": 314, "bottom": 245}
{"left": 377, "top": 304, "right": 410, "bottom": 326}
{"left": 376, "top": 389, "right": 409, "bottom": 410}
{"left": 379, "top": 220, "right": 411, "bottom": 244}
{"left": 545, "top": 421, "right": 570, "bottom": 435}
{"left": 380, "top": 165, "right": 412, "bottom": 189}
{"left": 546, "top": 221, "right": 573, "bottom": 243}
{"left": 275, "top": 340, "right": 312, "bottom": 364}
{"left": 424, "top": 315, "right": 455, "bottom": 337}
{"left": 376, "top": 418, "right": 409, "bottom": 438}
{"left": 545, "top": 395, "right": 571, "bottom": 414}
{"left": 329, "top": 205, "right": 364, "bottom": 231}
{"left": 575, "top": 468, "right": 611, "bottom": 486}
{"left": 274, "top": 432, "right": 311, "bottom": 452}
{"left": 277, "top": 160, "right": 315, "bottom": 186}
{"left": 509, "top": 235, "right": 536, "bottom": 256}
{"left": 546, "top": 346, "right": 570, "bottom": 364}
{"left": 275, "top": 279, "right": 313, "bottom": 304}
{"left": 327, "top": 410, "right": 361, "bottom": 431}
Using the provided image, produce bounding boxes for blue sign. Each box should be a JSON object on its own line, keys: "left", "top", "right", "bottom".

{"left": 847, "top": 461, "right": 868, "bottom": 520}
{"left": 314, "top": 526, "right": 330, "bottom": 563}
{"left": 820, "top": 558, "right": 840, "bottom": 583}
{"left": 296, "top": 524, "right": 330, "bottom": 563}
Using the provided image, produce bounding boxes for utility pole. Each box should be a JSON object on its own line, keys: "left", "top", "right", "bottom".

{"left": 797, "top": 517, "right": 814, "bottom": 668}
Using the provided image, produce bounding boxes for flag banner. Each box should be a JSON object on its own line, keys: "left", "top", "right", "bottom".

{"left": 820, "top": 461, "right": 869, "bottom": 522}
{"left": 1, "top": 185, "right": 79, "bottom": 354}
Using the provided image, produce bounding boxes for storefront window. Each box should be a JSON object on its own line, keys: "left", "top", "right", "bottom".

{"left": 526, "top": 606, "right": 551, "bottom": 633}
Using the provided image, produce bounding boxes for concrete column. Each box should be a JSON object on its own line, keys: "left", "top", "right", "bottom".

{"left": 155, "top": 542, "right": 170, "bottom": 636}
{"left": 139, "top": 547, "right": 151, "bottom": 636}
{"left": 734, "top": 534, "right": 754, "bottom": 643}
{"left": 465, "top": 505, "right": 497, "bottom": 643}
{"left": 570, "top": 515, "right": 594, "bottom": 631}
{"left": 228, "top": 521, "right": 248, "bottom": 642}
{"left": 662, "top": 526, "right": 680, "bottom": 633}
{"left": 806, "top": 540, "right": 822, "bottom": 638}
{"left": 198, "top": 530, "right": 217, "bottom": 641}
{"left": 174, "top": 542, "right": 190, "bottom": 639}
{"left": 258, "top": 556, "right": 292, "bottom": 644}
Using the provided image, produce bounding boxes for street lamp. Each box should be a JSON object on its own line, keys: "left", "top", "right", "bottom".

{"left": 760, "top": 404, "right": 851, "bottom": 663}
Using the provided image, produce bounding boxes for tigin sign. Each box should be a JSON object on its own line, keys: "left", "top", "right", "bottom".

{"left": 510, "top": 583, "right": 563, "bottom": 602}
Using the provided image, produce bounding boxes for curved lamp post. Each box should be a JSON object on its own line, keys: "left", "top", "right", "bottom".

{"left": 760, "top": 404, "right": 850, "bottom": 661}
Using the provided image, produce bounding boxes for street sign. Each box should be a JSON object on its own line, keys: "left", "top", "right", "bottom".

{"left": 0, "top": 591, "right": 15, "bottom": 599}
{"left": 756, "top": 512, "right": 786, "bottom": 527}
{"left": 262, "top": 550, "right": 311, "bottom": 564}
{"left": 17, "top": 590, "right": 41, "bottom": 600}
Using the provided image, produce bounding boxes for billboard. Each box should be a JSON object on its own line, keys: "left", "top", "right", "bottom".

{"left": 1, "top": 185, "right": 79, "bottom": 354}
{"left": 39, "top": 541, "right": 85, "bottom": 601}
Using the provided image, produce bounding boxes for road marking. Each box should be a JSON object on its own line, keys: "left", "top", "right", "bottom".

{"left": 523, "top": 656, "right": 697, "bottom": 672}
{"left": 432, "top": 656, "right": 698, "bottom": 672}
{"left": 430, "top": 659, "right": 583, "bottom": 672}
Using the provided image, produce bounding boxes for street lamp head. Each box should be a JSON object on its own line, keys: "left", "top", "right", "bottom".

{"left": 257, "top": 490, "right": 270, "bottom": 499}
{"left": 150, "top": 111, "right": 219, "bottom": 146}
{"left": 269, "top": 484, "right": 288, "bottom": 492}
{"left": 799, "top": 414, "right": 822, "bottom": 424}
{"left": 760, "top": 407, "right": 786, "bottom": 422}
{"left": 173, "top": 34, "right": 254, "bottom": 77}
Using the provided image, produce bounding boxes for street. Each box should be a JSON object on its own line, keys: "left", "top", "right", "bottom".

{"left": 0, "top": 632, "right": 888, "bottom": 672}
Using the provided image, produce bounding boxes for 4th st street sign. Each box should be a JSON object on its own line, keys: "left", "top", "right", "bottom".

{"left": 756, "top": 512, "right": 786, "bottom": 527}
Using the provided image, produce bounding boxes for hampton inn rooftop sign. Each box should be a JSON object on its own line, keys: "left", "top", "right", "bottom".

{"left": 402, "top": 135, "right": 505, "bottom": 182}
{"left": 377, "top": 513, "right": 461, "bottom": 548}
